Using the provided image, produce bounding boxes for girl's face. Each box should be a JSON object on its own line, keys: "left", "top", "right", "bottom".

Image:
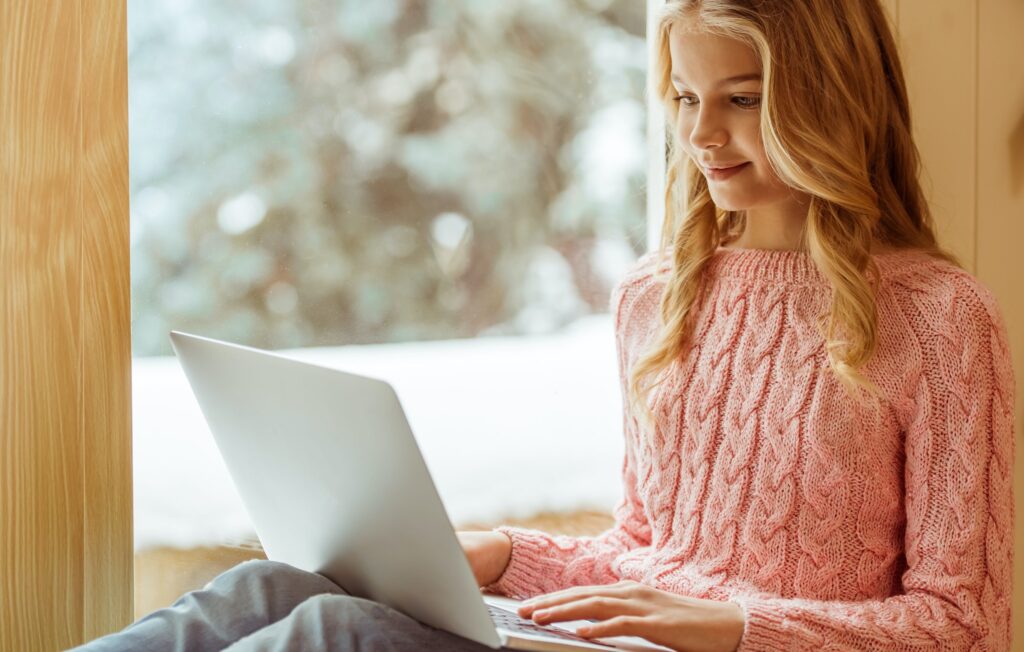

{"left": 668, "top": 26, "right": 794, "bottom": 213}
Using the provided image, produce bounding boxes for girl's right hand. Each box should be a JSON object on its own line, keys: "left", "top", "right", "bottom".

{"left": 456, "top": 530, "right": 513, "bottom": 587}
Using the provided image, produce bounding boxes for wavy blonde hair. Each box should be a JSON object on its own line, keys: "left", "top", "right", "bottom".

{"left": 630, "top": 0, "right": 961, "bottom": 425}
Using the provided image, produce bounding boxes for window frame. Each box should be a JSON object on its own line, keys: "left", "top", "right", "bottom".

{"left": 646, "top": 0, "right": 667, "bottom": 253}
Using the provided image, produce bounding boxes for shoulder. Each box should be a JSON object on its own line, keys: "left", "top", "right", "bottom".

{"left": 860, "top": 253, "right": 1016, "bottom": 435}
{"left": 608, "top": 249, "right": 672, "bottom": 354}
{"left": 609, "top": 250, "right": 671, "bottom": 320}
{"left": 883, "top": 254, "right": 1008, "bottom": 341}
{"left": 883, "top": 255, "right": 1015, "bottom": 406}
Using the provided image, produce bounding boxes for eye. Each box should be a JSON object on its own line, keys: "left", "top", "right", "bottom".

{"left": 672, "top": 94, "right": 698, "bottom": 107}
{"left": 733, "top": 95, "right": 761, "bottom": 109}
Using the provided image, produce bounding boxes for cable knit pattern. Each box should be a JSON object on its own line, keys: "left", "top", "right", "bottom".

{"left": 483, "top": 246, "right": 1016, "bottom": 651}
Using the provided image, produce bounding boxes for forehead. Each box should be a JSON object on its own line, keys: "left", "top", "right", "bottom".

{"left": 668, "top": 25, "right": 760, "bottom": 87}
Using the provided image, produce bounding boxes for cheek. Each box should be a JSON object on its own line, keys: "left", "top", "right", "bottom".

{"left": 735, "top": 127, "right": 789, "bottom": 193}
{"left": 737, "top": 122, "right": 766, "bottom": 164}
{"left": 742, "top": 126, "right": 789, "bottom": 185}
{"left": 705, "top": 162, "right": 789, "bottom": 211}
{"left": 749, "top": 151, "right": 790, "bottom": 193}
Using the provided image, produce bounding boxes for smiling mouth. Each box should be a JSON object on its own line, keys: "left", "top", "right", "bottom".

{"left": 705, "top": 163, "right": 747, "bottom": 171}
{"left": 704, "top": 162, "right": 750, "bottom": 179}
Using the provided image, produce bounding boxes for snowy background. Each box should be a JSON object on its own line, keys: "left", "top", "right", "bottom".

{"left": 133, "top": 314, "right": 626, "bottom": 551}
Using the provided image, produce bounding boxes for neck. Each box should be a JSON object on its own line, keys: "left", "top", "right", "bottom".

{"left": 723, "top": 195, "right": 810, "bottom": 251}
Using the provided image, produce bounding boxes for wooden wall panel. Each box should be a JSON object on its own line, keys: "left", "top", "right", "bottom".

{"left": 899, "top": 0, "right": 977, "bottom": 271}
{"left": 976, "top": 0, "right": 1024, "bottom": 647}
{"left": 0, "top": 1, "right": 132, "bottom": 649}
{"left": 0, "top": 5, "right": 86, "bottom": 648}
{"left": 81, "top": 0, "right": 133, "bottom": 642}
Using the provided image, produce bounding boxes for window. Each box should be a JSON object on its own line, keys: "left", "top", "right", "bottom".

{"left": 129, "top": 0, "right": 658, "bottom": 614}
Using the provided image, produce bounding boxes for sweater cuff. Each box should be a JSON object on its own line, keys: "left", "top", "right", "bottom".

{"left": 731, "top": 597, "right": 810, "bottom": 651}
{"left": 482, "top": 525, "right": 563, "bottom": 599}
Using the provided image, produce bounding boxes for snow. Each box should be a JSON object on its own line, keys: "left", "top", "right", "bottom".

{"left": 132, "top": 314, "right": 626, "bottom": 551}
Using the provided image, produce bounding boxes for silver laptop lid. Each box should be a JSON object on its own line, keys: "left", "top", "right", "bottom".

{"left": 169, "top": 331, "right": 503, "bottom": 649}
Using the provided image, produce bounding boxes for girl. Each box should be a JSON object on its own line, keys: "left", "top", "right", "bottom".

{"left": 74, "top": 0, "right": 1015, "bottom": 650}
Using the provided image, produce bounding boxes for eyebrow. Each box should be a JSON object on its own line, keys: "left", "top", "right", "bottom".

{"left": 670, "top": 73, "right": 762, "bottom": 87}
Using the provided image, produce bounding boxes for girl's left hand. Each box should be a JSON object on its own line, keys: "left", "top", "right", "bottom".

{"left": 518, "top": 580, "right": 746, "bottom": 652}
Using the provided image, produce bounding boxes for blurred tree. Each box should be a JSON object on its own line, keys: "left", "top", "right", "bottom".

{"left": 129, "top": 0, "right": 648, "bottom": 355}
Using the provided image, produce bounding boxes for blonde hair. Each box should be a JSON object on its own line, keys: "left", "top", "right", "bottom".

{"left": 630, "top": 0, "right": 961, "bottom": 426}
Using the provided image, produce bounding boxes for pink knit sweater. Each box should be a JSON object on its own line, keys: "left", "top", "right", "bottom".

{"left": 485, "top": 246, "right": 1016, "bottom": 651}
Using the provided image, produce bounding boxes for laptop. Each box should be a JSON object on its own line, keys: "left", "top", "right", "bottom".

{"left": 169, "top": 331, "right": 671, "bottom": 652}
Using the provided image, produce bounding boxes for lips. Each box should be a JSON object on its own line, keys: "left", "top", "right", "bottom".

{"left": 703, "top": 161, "right": 750, "bottom": 181}
{"left": 703, "top": 162, "right": 747, "bottom": 170}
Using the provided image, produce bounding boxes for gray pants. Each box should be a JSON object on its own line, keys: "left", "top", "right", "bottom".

{"left": 69, "top": 559, "right": 507, "bottom": 651}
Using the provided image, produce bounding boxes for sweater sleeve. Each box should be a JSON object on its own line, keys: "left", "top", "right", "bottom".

{"left": 731, "top": 278, "right": 1016, "bottom": 651}
{"left": 483, "top": 429, "right": 653, "bottom": 599}
{"left": 482, "top": 256, "right": 659, "bottom": 600}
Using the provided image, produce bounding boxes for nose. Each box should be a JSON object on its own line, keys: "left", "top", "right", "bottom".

{"left": 685, "top": 105, "right": 729, "bottom": 151}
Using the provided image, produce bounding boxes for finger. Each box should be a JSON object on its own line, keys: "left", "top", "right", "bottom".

{"left": 518, "top": 582, "right": 637, "bottom": 617}
{"left": 520, "top": 581, "right": 631, "bottom": 608}
{"left": 530, "top": 596, "right": 642, "bottom": 626}
{"left": 575, "top": 615, "right": 645, "bottom": 639}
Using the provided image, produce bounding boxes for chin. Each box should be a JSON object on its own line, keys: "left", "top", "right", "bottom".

{"left": 709, "top": 196, "right": 750, "bottom": 213}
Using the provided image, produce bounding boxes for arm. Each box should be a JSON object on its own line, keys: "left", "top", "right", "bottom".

{"left": 483, "top": 435, "right": 653, "bottom": 599}
{"left": 732, "top": 282, "right": 1016, "bottom": 651}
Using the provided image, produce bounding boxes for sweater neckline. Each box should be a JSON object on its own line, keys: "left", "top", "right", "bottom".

{"left": 704, "top": 245, "right": 922, "bottom": 285}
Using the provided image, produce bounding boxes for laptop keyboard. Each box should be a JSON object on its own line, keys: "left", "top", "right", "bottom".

{"left": 488, "top": 603, "right": 604, "bottom": 645}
